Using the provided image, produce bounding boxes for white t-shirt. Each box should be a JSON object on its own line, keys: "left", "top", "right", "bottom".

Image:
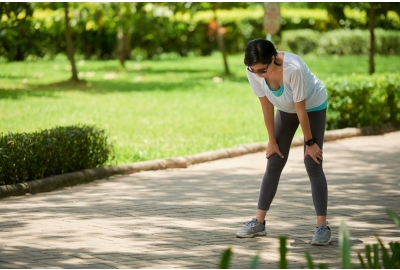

{"left": 246, "top": 51, "right": 327, "bottom": 114}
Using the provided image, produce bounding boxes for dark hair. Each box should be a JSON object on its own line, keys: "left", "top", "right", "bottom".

{"left": 244, "top": 38, "right": 280, "bottom": 67}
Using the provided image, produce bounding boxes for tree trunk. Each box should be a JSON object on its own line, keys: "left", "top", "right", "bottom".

{"left": 63, "top": 2, "right": 79, "bottom": 82}
{"left": 368, "top": 3, "right": 376, "bottom": 75}
{"left": 212, "top": 3, "right": 230, "bottom": 76}
{"left": 117, "top": 26, "right": 131, "bottom": 68}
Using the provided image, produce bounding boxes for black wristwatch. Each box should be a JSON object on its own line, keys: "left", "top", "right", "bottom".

{"left": 305, "top": 138, "right": 316, "bottom": 146}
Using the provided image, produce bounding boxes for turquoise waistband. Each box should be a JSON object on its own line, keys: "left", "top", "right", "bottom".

{"left": 306, "top": 99, "right": 328, "bottom": 113}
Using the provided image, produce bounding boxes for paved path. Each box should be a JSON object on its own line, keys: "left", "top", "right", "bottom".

{"left": 1, "top": 131, "right": 400, "bottom": 269}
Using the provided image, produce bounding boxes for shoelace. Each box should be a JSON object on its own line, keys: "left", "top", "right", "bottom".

{"left": 244, "top": 219, "right": 259, "bottom": 227}
{"left": 316, "top": 221, "right": 329, "bottom": 234}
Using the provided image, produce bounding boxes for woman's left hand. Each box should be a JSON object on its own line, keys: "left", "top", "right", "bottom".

{"left": 305, "top": 144, "right": 323, "bottom": 164}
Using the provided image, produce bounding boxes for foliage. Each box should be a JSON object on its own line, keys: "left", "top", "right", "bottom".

{"left": 279, "top": 236, "right": 288, "bottom": 268}
{"left": 339, "top": 220, "right": 353, "bottom": 269}
{"left": 316, "top": 29, "right": 369, "bottom": 55}
{"left": 281, "top": 29, "right": 319, "bottom": 54}
{"left": 280, "top": 29, "right": 400, "bottom": 56}
{"left": 2, "top": 3, "right": 400, "bottom": 62}
{"left": 219, "top": 209, "right": 400, "bottom": 269}
{"left": 0, "top": 3, "right": 37, "bottom": 61}
{"left": 325, "top": 73, "right": 400, "bottom": 130}
{"left": 219, "top": 247, "right": 232, "bottom": 269}
{"left": 0, "top": 125, "right": 112, "bottom": 185}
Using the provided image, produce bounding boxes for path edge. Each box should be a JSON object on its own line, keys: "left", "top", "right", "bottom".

{"left": 0, "top": 125, "right": 396, "bottom": 198}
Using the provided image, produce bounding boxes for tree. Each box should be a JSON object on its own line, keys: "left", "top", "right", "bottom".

{"left": 63, "top": 2, "right": 79, "bottom": 81}
{"left": 176, "top": 2, "right": 249, "bottom": 76}
{"left": 316, "top": 2, "right": 400, "bottom": 75}
{"left": 0, "top": 3, "right": 34, "bottom": 61}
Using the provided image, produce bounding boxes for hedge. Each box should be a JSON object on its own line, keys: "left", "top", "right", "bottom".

{"left": 325, "top": 73, "right": 400, "bottom": 130}
{"left": 281, "top": 28, "right": 400, "bottom": 55}
{"left": 0, "top": 125, "right": 113, "bottom": 185}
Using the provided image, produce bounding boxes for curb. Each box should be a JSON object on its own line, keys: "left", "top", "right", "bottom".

{"left": 0, "top": 126, "right": 397, "bottom": 198}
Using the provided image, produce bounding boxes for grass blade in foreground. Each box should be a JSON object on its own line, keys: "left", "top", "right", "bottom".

{"left": 339, "top": 220, "right": 353, "bottom": 269}
{"left": 386, "top": 209, "right": 400, "bottom": 228}
{"left": 279, "top": 236, "right": 288, "bottom": 269}
{"left": 219, "top": 247, "right": 232, "bottom": 269}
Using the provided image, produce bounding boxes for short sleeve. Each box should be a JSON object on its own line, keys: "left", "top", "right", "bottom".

{"left": 246, "top": 68, "right": 265, "bottom": 97}
{"left": 288, "top": 63, "right": 307, "bottom": 102}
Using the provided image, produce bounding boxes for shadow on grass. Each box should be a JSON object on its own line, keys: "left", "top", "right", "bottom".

{"left": 0, "top": 69, "right": 248, "bottom": 99}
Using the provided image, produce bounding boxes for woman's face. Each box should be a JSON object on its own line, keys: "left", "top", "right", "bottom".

{"left": 247, "top": 63, "right": 269, "bottom": 77}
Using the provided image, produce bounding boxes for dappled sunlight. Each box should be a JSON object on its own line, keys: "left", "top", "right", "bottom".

{"left": 1, "top": 132, "right": 400, "bottom": 268}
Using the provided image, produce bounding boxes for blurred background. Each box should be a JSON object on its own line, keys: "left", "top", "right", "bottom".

{"left": 1, "top": 2, "right": 399, "bottom": 65}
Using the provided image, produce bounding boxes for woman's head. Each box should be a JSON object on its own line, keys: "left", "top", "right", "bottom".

{"left": 244, "top": 39, "right": 279, "bottom": 67}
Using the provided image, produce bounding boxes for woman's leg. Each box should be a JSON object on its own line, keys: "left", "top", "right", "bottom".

{"left": 256, "top": 110, "right": 299, "bottom": 222}
{"left": 304, "top": 108, "right": 328, "bottom": 226}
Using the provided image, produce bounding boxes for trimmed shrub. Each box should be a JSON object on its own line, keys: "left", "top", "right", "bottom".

{"left": 375, "top": 29, "right": 400, "bottom": 55}
{"left": 280, "top": 29, "right": 400, "bottom": 56}
{"left": 325, "top": 73, "right": 400, "bottom": 130}
{"left": 0, "top": 125, "right": 113, "bottom": 185}
{"left": 281, "top": 29, "right": 320, "bottom": 54}
{"left": 316, "top": 29, "right": 369, "bottom": 55}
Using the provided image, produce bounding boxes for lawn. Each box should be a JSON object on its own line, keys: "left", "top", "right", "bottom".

{"left": 1, "top": 53, "right": 399, "bottom": 164}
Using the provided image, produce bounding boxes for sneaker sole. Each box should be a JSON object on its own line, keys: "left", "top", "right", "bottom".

{"left": 236, "top": 231, "right": 267, "bottom": 238}
{"left": 311, "top": 237, "right": 332, "bottom": 246}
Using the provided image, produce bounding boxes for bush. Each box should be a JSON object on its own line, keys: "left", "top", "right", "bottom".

{"left": 316, "top": 29, "right": 369, "bottom": 55}
{"left": 375, "top": 29, "right": 400, "bottom": 55}
{"left": 281, "top": 28, "right": 400, "bottom": 56}
{"left": 325, "top": 73, "right": 400, "bottom": 130}
{"left": 0, "top": 125, "right": 113, "bottom": 185}
{"left": 281, "top": 29, "right": 320, "bottom": 54}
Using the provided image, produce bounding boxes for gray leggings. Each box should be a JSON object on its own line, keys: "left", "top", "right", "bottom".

{"left": 258, "top": 108, "right": 328, "bottom": 216}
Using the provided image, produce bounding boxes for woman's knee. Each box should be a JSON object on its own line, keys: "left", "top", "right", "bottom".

{"left": 267, "top": 154, "right": 287, "bottom": 172}
{"left": 304, "top": 155, "right": 323, "bottom": 174}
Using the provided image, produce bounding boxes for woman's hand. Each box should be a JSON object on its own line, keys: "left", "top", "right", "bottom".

{"left": 266, "top": 141, "right": 284, "bottom": 159}
{"left": 305, "top": 144, "right": 323, "bottom": 164}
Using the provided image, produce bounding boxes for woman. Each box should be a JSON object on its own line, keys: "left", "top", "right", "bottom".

{"left": 235, "top": 38, "right": 331, "bottom": 246}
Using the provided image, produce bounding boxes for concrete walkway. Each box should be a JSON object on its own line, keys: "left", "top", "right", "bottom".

{"left": 1, "top": 131, "right": 399, "bottom": 269}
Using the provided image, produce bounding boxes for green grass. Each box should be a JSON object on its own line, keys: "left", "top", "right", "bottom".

{"left": 1, "top": 53, "right": 399, "bottom": 164}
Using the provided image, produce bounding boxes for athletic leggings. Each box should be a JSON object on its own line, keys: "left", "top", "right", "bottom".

{"left": 257, "top": 108, "right": 328, "bottom": 216}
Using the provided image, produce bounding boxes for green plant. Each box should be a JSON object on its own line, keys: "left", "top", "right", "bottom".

{"left": 339, "top": 220, "right": 353, "bottom": 269}
{"left": 325, "top": 73, "right": 400, "bottom": 130}
{"left": 357, "top": 209, "right": 400, "bottom": 269}
{"left": 219, "top": 247, "right": 232, "bottom": 269}
{"left": 280, "top": 236, "right": 288, "bottom": 269}
{"left": 282, "top": 29, "right": 319, "bottom": 54}
{"left": 218, "top": 247, "right": 260, "bottom": 269}
{"left": 0, "top": 125, "right": 112, "bottom": 185}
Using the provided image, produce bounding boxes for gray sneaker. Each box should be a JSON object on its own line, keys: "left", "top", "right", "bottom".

{"left": 311, "top": 221, "right": 332, "bottom": 246}
{"left": 236, "top": 218, "right": 267, "bottom": 238}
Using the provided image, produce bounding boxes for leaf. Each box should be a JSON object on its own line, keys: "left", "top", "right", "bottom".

{"left": 378, "top": 237, "right": 390, "bottom": 269}
{"left": 357, "top": 253, "right": 367, "bottom": 269}
{"left": 305, "top": 252, "right": 315, "bottom": 269}
{"left": 219, "top": 247, "right": 232, "bottom": 269}
{"left": 279, "top": 236, "right": 287, "bottom": 269}
{"left": 249, "top": 254, "right": 259, "bottom": 269}
{"left": 386, "top": 209, "right": 400, "bottom": 228}
{"left": 373, "top": 243, "right": 380, "bottom": 269}
{"left": 339, "top": 220, "right": 353, "bottom": 269}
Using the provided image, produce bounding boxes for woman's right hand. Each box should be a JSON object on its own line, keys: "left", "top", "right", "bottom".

{"left": 266, "top": 141, "right": 284, "bottom": 159}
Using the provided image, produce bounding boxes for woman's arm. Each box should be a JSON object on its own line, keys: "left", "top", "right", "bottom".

{"left": 295, "top": 99, "right": 323, "bottom": 164}
{"left": 259, "top": 96, "right": 284, "bottom": 159}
